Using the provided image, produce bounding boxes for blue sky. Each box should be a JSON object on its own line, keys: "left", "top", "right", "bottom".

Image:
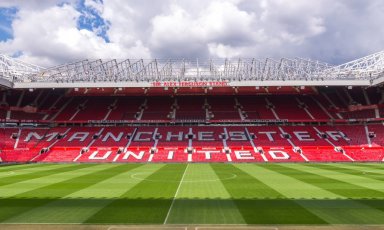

{"left": 0, "top": 1, "right": 109, "bottom": 42}
{"left": 75, "top": 0, "right": 110, "bottom": 42}
{"left": 0, "top": 7, "right": 17, "bottom": 41}
{"left": 0, "top": 0, "right": 383, "bottom": 67}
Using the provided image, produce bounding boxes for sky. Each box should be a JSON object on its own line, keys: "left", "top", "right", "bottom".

{"left": 0, "top": 0, "right": 383, "bottom": 67}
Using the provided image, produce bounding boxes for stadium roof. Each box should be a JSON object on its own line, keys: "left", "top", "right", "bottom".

{"left": 1, "top": 50, "right": 384, "bottom": 89}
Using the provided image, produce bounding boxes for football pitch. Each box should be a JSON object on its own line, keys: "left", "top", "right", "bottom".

{"left": 1, "top": 163, "right": 384, "bottom": 229}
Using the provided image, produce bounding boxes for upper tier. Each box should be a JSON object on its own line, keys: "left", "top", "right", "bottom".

{"left": 1, "top": 86, "right": 383, "bottom": 124}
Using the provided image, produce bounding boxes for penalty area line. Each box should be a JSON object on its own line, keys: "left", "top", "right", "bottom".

{"left": 163, "top": 164, "right": 189, "bottom": 224}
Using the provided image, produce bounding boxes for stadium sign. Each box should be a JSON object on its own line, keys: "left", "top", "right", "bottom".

{"left": 24, "top": 129, "right": 348, "bottom": 143}
{"left": 87, "top": 149, "right": 291, "bottom": 161}
{"left": 150, "top": 81, "right": 228, "bottom": 87}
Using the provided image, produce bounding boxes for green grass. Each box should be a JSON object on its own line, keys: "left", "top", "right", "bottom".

{"left": 0, "top": 163, "right": 383, "bottom": 225}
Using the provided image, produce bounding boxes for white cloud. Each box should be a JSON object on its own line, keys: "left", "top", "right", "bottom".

{"left": 208, "top": 43, "right": 242, "bottom": 58}
{"left": 0, "top": 2, "right": 151, "bottom": 67}
{"left": 149, "top": 1, "right": 260, "bottom": 58}
{"left": 0, "top": 0, "right": 383, "bottom": 66}
{"left": 0, "top": 0, "right": 74, "bottom": 10}
{"left": 102, "top": 1, "right": 145, "bottom": 48}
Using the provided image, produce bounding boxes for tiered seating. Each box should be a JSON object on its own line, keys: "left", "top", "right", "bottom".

{"left": 224, "top": 126, "right": 251, "bottom": 150}
{"left": 191, "top": 126, "right": 224, "bottom": 148}
{"left": 74, "top": 97, "right": 114, "bottom": 121}
{"left": 208, "top": 97, "right": 240, "bottom": 120}
{"left": 15, "top": 128, "right": 50, "bottom": 149}
{"left": 300, "top": 147, "right": 351, "bottom": 162}
{"left": 335, "top": 125, "right": 369, "bottom": 146}
{"left": 227, "top": 146, "right": 265, "bottom": 162}
{"left": 319, "top": 87, "right": 382, "bottom": 120}
{"left": 263, "top": 147, "right": 306, "bottom": 162}
{"left": 41, "top": 93, "right": 68, "bottom": 121}
{"left": 91, "top": 127, "right": 136, "bottom": 148}
{"left": 367, "top": 124, "right": 384, "bottom": 146}
{"left": 1, "top": 124, "right": 384, "bottom": 163}
{"left": 344, "top": 146, "right": 384, "bottom": 161}
{"left": 191, "top": 126, "right": 227, "bottom": 162}
{"left": 39, "top": 90, "right": 63, "bottom": 111}
{"left": 175, "top": 96, "right": 205, "bottom": 120}
{"left": 52, "top": 127, "right": 101, "bottom": 148}
{"left": 151, "top": 148, "right": 190, "bottom": 162}
{"left": 298, "top": 96, "right": 330, "bottom": 119}
{"left": 0, "top": 128, "right": 18, "bottom": 149}
{"left": 152, "top": 127, "right": 190, "bottom": 162}
{"left": 247, "top": 126, "right": 291, "bottom": 147}
{"left": 108, "top": 97, "right": 143, "bottom": 120}
{"left": 2, "top": 87, "right": 382, "bottom": 122}
{"left": 268, "top": 96, "right": 312, "bottom": 120}
{"left": 1, "top": 85, "right": 384, "bottom": 163}
{"left": 141, "top": 97, "right": 172, "bottom": 120}
{"left": 129, "top": 127, "right": 155, "bottom": 148}
{"left": 40, "top": 148, "right": 80, "bottom": 162}
{"left": 193, "top": 147, "right": 229, "bottom": 162}
{"left": 237, "top": 96, "right": 275, "bottom": 119}
{"left": 55, "top": 98, "right": 87, "bottom": 121}
{"left": 0, "top": 149, "right": 39, "bottom": 162}
{"left": 313, "top": 126, "right": 350, "bottom": 146}
{"left": 10, "top": 90, "right": 39, "bottom": 120}
{"left": 323, "top": 88, "right": 348, "bottom": 108}
{"left": 282, "top": 126, "right": 329, "bottom": 146}
{"left": 114, "top": 147, "right": 152, "bottom": 163}
{"left": 315, "top": 93, "right": 340, "bottom": 119}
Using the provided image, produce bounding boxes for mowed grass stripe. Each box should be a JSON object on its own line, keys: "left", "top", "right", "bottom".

{"left": 279, "top": 164, "right": 384, "bottom": 198}
{"left": 291, "top": 164, "right": 384, "bottom": 196}
{"left": 0, "top": 164, "right": 92, "bottom": 187}
{"left": 349, "top": 163, "right": 384, "bottom": 171}
{"left": 85, "top": 164, "right": 186, "bottom": 224}
{"left": 0, "top": 164, "right": 116, "bottom": 222}
{"left": 165, "top": 164, "right": 245, "bottom": 224}
{"left": 239, "top": 164, "right": 341, "bottom": 199}
{"left": 4, "top": 164, "right": 152, "bottom": 224}
{"left": 310, "top": 163, "right": 384, "bottom": 182}
{"left": 0, "top": 164, "right": 67, "bottom": 178}
{"left": 330, "top": 162, "right": 384, "bottom": 170}
{"left": 275, "top": 164, "right": 384, "bottom": 224}
{"left": 0, "top": 164, "right": 97, "bottom": 198}
{"left": 329, "top": 163, "right": 384, "bottom": 177}
{"left": 211, "top": 164, "right": 327, "bottom": 224}
{"left": 256, "top": 164, "right": 384, "bottom": 224}
{"left": 0, "top": 163, "right": 54, "bottom": 173}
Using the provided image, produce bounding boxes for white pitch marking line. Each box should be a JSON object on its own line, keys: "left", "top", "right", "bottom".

{"left": 108, "top": 227, "right": 187, "bottom": 230}
{"left": 163, "top": 164, "right": 189, "bottom": 224}
{"left": 195, "top": 227, "right": 278, "bottom": 230}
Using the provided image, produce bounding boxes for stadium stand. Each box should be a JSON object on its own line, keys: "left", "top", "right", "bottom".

{"left": 1, "top": 112, "right": 384, "bottom": 163}
{"left": 1, "top": 51, "right": 384, "bottom": 164}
